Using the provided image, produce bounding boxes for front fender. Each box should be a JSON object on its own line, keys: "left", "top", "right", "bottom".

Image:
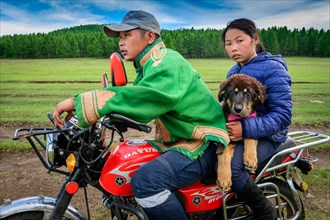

{"left": 0, "top": 196, "right": 87, "bottom": 219}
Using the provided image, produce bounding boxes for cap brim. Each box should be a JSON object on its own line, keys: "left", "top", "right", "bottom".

{"left": 104, "top": 24, "right": 138, "bottom": 37}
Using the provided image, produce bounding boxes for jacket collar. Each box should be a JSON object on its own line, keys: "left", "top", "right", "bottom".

{"left": 134, "top": 38, "right": 165, "bottom": 69}
{"left": 235, "top": 52, "right": 286, "bottom": 69}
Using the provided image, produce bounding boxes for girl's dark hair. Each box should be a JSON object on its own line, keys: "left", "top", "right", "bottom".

{"left": 221, "top": 18, "right": 265, "bottom": 54}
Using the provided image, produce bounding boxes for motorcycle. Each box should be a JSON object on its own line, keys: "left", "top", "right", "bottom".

{"left": 1, "top": 53, "right": 329, "bottom": 220}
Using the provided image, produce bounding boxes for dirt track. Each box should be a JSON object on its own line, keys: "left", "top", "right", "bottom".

{"left": 0, "top": 125, "right": 329, "bottom": 219}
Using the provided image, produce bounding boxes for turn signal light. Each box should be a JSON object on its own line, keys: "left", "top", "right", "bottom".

{"left": 66, "top": 153, "right": 76, "bottom": 172}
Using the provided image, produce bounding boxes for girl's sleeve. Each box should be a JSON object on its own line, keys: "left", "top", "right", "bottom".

{"left": 242, "top": 62, "right": 292, "bottom": 138}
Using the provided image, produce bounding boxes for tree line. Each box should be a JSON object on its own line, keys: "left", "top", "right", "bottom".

{"left": 0, "top": 24, "right": 329, "bottom": 59}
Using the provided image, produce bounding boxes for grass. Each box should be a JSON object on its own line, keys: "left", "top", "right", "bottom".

{"left": 301, "top": 168, "right": 330, "bottom": 219}
{"left": 0, "top": 140, "right": 32, "bottom": 150}
{"left": 1, "top": 57, "right": 329, "bottom": 126}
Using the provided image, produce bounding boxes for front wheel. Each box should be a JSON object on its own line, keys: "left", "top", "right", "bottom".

{"left": 1, "top": 211, "right": 44, "bottom": 220}
{"left": 264, "top": 178, "right": 305, "bottom": 220}
{"left": 2, "top": 210, "right": 77, "bottom": 220}
{"left": 2, "top": 211, "right": 44, "bottom": 220}
{"left": 0, "top": 196, "right": 87, "bottom": 220}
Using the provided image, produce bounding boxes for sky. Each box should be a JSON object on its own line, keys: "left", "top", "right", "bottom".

{"left": 0, "top": 0, "right": 329, "bottom": 36}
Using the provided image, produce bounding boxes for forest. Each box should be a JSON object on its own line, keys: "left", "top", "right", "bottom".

{"left": 0, "top": 24, "right": 329, "bottom": 59}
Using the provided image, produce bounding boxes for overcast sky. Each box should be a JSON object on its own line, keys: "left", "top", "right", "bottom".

{"left": 0, "top": 0, "right": 329, "bottom": 36}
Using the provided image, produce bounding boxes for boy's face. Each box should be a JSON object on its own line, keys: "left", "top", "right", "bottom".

{"left": 118, "top": 29, "right": 155, "bottom": 62}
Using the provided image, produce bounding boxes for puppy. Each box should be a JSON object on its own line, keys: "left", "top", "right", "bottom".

{"left": 216, "top": 74, "right": 267, "bottom": 192}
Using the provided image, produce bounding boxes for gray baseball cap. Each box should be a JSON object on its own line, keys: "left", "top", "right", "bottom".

{"left": 104, "top": 10, "right": 161, "bottom": 38}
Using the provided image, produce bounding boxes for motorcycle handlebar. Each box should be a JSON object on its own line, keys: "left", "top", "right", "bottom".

{"left": 108, "top": 113, "right": 152, "bottom": 133}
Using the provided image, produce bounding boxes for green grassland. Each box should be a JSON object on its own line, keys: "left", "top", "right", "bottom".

{"left": 1, "top": 57, "right": 329, "bottom": 126}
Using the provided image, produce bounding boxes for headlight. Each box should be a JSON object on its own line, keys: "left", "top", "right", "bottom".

{"left": 46, "top": 133, "right": 67, "bottom": 167}
{"left": 46, "top": 133, "right": 58, "bottom": 166}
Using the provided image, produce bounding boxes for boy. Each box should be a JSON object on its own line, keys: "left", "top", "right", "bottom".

{"left": 53, "top": 10, "right": 229, "bottom": 220}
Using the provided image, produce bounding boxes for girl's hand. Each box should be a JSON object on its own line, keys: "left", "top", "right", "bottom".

{"left": 53, "top": 98, "right": 75, "bottom": 128}
{"left": 226, "top": 121, "right": 243, "bottom": 141}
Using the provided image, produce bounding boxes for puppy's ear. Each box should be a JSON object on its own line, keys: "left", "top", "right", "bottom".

{"left": 219, "top": 80, "right": 229, "bottom": 102}
{"left": 256, "top": 83, "right": 267, "bottom": 104}
{"left": 218, "top": 90, "right": 226, "bottom": 102}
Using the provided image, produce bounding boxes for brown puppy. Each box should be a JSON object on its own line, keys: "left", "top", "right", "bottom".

{"left": 216, "top": 74, "right": 267, "bottom": 192}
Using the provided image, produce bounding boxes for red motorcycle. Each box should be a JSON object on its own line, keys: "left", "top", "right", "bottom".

{"left": 1, "top": 53, "right": 329, "bottom": 220}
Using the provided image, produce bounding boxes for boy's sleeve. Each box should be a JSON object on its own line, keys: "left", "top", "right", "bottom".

{"left": 74, "top": 63, "right": 188, "bottom": 128}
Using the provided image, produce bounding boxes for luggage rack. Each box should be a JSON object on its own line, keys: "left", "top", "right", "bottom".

{"left": 255, "top": 131, "right": 330, "bottom": 182}
{"left": 288, "top": 131, "right": 328, "bottom": 163}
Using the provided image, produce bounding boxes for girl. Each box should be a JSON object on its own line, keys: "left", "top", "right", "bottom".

{"left": 221, "top": 18, "right": 292, "bottom": 220}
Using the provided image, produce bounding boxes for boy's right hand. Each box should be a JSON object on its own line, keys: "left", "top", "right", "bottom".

{"left": 53, "top": 98, "right": 75, "bottom": 128}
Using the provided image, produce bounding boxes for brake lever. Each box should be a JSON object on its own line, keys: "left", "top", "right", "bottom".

{"left": 101, "top": 120, "right": 125, "bottom": 142}
{"left": 47, "top": 112, "right": 62, "bottom": 130}
{"left": 46, "top": 112, "right": 75, "bottom": 142}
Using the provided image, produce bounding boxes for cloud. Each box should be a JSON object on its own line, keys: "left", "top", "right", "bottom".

{"left": 0, "top": 1, "right": 106, "bottom": 36}
{"left": 256, "top": 5, "right": 329, "bottom": 30}
{"left": 176, "top": 0, "right": 330, "bottom": 30}
{"left": 0, "top": 0, "right": 328, "bottom": 36}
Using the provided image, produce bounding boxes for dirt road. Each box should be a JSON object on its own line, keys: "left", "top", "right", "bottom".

{"left": 1, "top": 125, "right": 329, "bottom": 219}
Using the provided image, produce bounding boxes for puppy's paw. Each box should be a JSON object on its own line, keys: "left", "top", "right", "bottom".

{"left": 244, "top": 151, "right": 258, "bottom": 173}
{"left": 245, "top": 164, "right": 258, "bottom": 174}
{"left": 217, "top": 168, "right": 232, "bottom": 193}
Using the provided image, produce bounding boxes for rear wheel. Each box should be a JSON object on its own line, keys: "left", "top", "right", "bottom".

{"left": 214, "top": 178, "right": 305, "bottom": 220}
{"left": 264, "top": 178, "right": 305, "bottom": 220}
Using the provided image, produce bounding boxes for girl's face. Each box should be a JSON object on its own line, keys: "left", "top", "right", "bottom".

{"left": 224, "top": 28, "right": 259, "bottom": 66}
{"left": 118, "top": 29, "right": 155, "bottom": 62}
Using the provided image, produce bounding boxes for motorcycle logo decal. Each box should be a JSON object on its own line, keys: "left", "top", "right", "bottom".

{"left": 124, "top": 148, "right": 158, "bottom": 159}
{"left": 192, "top": 196, "right": 202, "bottom": 205}
{"left": 115, "top": 176, "right": 126, "bottom": 186}
{"left": 109, "top": 162, "right": 147, "bottom": 185}
{"left": 191, "top": 185, "right": 223, "bottom": 204}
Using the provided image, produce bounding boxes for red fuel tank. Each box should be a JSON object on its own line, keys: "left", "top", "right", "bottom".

{"left": 99, "top": 139, "right": 161, "bottom": 196}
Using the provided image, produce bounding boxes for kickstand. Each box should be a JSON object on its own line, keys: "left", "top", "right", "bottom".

{"left": 84, "top": 186, "right": 91, "bottom": 219}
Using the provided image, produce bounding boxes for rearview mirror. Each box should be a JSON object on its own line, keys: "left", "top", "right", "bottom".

{"left": 101, "top": 73, "right": 109, "bottom": 88}
{"left": 110, "top": 52, "right": 127, "bottom": 87}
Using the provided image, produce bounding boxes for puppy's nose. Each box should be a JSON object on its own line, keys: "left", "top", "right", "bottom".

{"left": 234, "top": 105, "right": 243, "bottom": 113}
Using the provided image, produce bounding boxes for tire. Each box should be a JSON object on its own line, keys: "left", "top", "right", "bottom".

{"left": 264, "top": 178, "right": 305, "bottom": 220}
{"left": 2, "top": 211, "right": 44, "bottom": 220}
{"left": 2, "top": 211, "right": 74, "bottom": 220}
{"left": 0, "top": 196, "right": 86, "bottom": 220}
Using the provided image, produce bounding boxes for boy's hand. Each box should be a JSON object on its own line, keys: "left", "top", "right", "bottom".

{"left": 53, "top": 98, "right": 75, "bottom": 128}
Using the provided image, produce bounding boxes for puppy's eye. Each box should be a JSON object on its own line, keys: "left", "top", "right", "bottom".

{"left": 229, "top": 91, "right": 235, "bottom": 99}
{"left": 244, "top": 92, "right": 252, "bottom": 99}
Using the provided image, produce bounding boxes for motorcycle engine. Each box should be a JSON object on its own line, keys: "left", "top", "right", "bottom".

{"left": 46, "top": 117, "right": 80, "bottom": 167}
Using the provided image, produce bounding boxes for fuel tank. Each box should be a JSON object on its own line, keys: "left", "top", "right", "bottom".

{"left": 99, "top": 139, "right": 160, "bottom": 196}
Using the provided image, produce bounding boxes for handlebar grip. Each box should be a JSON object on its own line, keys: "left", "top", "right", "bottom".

{"left": 109, "top": 113, "right": 152, "bottom": 133}
{"left": 47, "top": 112, "right": 54, "bottom": 122}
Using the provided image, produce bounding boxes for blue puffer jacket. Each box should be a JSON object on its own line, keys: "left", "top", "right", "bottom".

{"left": 226, "top": 52, "right": 292, "bottom": 146}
